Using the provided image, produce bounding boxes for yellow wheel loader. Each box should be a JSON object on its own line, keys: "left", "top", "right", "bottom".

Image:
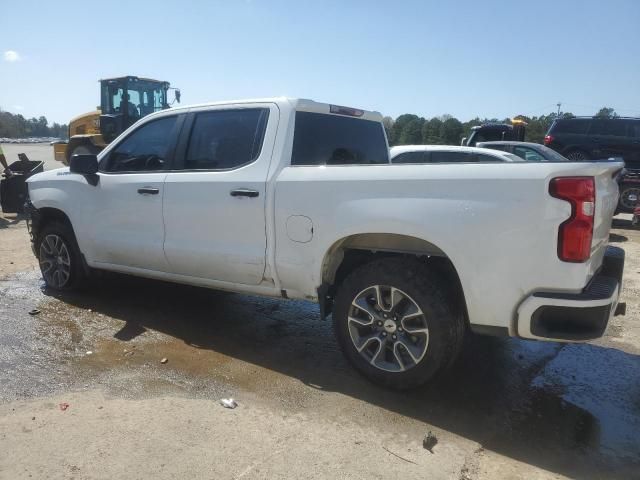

{"left": 53, "top": 76, "right": 180, "bottom": 164}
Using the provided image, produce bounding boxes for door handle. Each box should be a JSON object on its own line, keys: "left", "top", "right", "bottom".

{"left": 230, "top": 188, "right": 259, "bottom": 198}
{"left": 137, "top": 187, "right": 160, "bottom": 195}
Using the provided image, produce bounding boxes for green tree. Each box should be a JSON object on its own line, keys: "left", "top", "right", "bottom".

{"left": 0, "top": 107, "right": 67, "bottom": 139}
{"left": 398, "top": 118, "right": 424, "bottom": 145}
{"left": 595, "top": 107, "right": 617, "bottom": 118}
{"left": 390, "top": 114, "right": 420, "bottom": 146}
{"left": 440, "top": 117, "right": 463, "bottom": 145}
{"left": 422, "top": 118, "right": 443, "bottom": 144}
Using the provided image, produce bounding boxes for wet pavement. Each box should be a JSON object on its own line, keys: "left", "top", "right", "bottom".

{"left": 1, "top": 241, "right": 640, "bottom": 479}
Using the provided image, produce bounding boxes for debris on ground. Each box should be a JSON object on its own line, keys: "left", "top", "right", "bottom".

{"left": 220, "top": 398, "right": 238, "bottom": 409}
{"left": 423, "top": 431, "right": 438, "bottom": 453}
{"left": 160, "top": 357, "right": 168, "bottom": 364}
{"left": 85, "top": 351, "right": 93, "bottom": 355}
{"left": 59, "top": 403, "right": 69, "bottom": 411}
{"left": 382, "top": 446, "right": 418, "bottom": 464}
{"left": 28, "top": 309, "right": 40, "bottom": 316}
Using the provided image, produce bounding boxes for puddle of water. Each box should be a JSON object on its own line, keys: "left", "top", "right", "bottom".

{"left": 532, "top": 344, "right": 640, "bottom": 468}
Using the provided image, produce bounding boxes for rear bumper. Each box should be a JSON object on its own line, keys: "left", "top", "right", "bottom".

{"left": 517, "top": 246, "right": 625, "bottom": 341}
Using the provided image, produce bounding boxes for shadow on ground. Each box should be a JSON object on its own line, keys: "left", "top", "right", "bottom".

{"left": 612, "top": 217, "right": 639, "bottom": 231}
{"left": 41, "top": 272, "right": 640, "bottom": 479}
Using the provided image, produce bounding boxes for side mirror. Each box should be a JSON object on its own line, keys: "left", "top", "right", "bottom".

{"left": 461, "top": 137, "right": 467, "bottom": 146}
{"left": 175, "top": 89, "right": 181, "bottom": 103}
{"left": 70, "top": 154, "right": 98, "bottom": 175}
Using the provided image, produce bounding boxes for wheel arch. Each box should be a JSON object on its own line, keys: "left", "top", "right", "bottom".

{"left": 31, "top": 207, "right": 75, "bottom": 252}
{"left": 31, "top": 206, "right": 91, "bottom": 276}
{"left": 318, "top": 233, "right": 468, "bottom": 324}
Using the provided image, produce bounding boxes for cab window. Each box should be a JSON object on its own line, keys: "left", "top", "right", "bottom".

{"left": 513, "top": 146, "right": 545, "bottom": 162}
{"left": 183, "top": 108, "right": 269, "bottom": 170}
{"left": 392, "top": 151, "right": 427, "bottom": 163}
{"left": 103, "top": 116, "right": 178, "bottom": 172}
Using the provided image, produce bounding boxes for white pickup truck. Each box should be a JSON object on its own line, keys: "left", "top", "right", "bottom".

{"left": 26, "top": 98, "right": 625, "bottom": 389}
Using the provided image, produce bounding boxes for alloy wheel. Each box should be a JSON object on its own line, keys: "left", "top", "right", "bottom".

{"left": 566, "top": 151, "right": 587, "bottom": 161}
{"left": 39, "top": 234, "right": 71, "bottom": 288}
{"left": 620, "top": 187, "right": 640, "bottom": 211}
{"left": 348, "top": 285, "right": 429, "bottom": 373}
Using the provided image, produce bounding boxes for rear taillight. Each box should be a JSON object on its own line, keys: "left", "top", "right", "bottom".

{"left": 544, "top": 134, "right": 554, "bottom": 146}
{"left": 549, "top": 177, "right": 595, "bottom": 262}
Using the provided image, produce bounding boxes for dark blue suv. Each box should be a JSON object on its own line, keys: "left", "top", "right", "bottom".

{"left": 545, "top": 117, "right": 640, "bottom": 167}
{"left": 545, "top": 117, "right": 640, "bottom": 212}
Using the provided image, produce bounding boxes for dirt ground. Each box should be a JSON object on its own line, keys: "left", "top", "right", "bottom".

{"left": 1, "top": 144, "right": 639, "bottom": 479}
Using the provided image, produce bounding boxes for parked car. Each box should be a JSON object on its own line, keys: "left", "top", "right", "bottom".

{"left": 482, "top": 138, "right": 636, "bottom": 213}
{"left": 390, "top": 145, "right": 523, "bottom": 163}
{"left": 25, "top": 97, "right": 625, "bottom": 389}
{"left": 544, "top": 117, "right": 640, "bottom": 167}
{"left": 476, "top": 141, "right": 569, "bottom": 162}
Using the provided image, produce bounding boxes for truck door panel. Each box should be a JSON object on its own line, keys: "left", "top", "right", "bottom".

{"left": 162, "top": 104, "right": 277, "bottom": 285}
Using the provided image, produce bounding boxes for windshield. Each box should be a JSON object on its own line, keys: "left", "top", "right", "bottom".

{"left": 101, "top": 79, "right": 167, "bottom": 117}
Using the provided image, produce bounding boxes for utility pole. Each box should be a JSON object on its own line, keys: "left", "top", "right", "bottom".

{"left": 557, "top": 102, "right": 562, "bottom": 117}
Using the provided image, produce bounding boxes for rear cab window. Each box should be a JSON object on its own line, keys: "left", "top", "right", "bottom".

{"left": 291, "top": 111, "right": 388, "bottom": 166}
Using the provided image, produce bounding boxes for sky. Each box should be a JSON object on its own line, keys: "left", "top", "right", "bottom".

{"left": 1, "top": 0, "right": 639, "bottom": 125}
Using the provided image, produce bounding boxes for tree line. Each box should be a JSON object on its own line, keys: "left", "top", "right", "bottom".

{"left": 0, "top": 104, "right": 621, "bottom": 144}
{"left": 0, "top": 108, "right": 68, "bottom": 139}
{"left": 384, "top": 107, "right": 620, "bottom": 147}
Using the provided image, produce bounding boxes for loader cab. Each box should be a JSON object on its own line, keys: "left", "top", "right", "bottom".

{"left": 99, "top": 76, "right": 175, "bottom": 142}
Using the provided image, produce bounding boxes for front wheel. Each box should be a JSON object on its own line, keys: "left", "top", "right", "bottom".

{"left": 36, "top": 221, "right": 86, "bottom": 290}
{"left": 333, "top": 257, "right": 465, "bottom": 389}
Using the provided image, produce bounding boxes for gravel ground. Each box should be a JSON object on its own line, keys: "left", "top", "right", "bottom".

{"left": 0, "top": 145, "right": 639, "bottom": 479}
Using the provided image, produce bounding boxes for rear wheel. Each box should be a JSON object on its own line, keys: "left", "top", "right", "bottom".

{"left": 565, "top": 149, "right": 590, "bottom": 161}
{"left": 618, "top": 184, "right": 640, "bottom": 213}
{"left": 36, "top": 221, "right": 86, "bottom": 290}
{"left": 333, "top": 257, "right": 465, "bottom": 389}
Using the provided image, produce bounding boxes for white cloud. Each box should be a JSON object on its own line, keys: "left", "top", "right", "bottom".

{"left": 3, "top": 50, "right": 21, "bottom": 62}
{"left": 12, "top": 105, "right": 24, "bottom": 111}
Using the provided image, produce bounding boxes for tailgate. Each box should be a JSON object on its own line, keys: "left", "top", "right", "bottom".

{"left": 591, "top": 162, "right": 623, "bottom": 259}
{"left": 553, "top": 160, "right": 624, "bottom": 277}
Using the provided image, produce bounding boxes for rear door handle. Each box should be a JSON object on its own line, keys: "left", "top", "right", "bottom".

{"left": 230, "top": 188, "right": 259, "bottom": 198}
{"left": 137, "top": 187, "right": 159, "bottom": 195}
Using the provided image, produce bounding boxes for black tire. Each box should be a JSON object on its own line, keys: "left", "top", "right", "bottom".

{"left": 36, "top": 220, "right": 86, "bottom": 290}
{"left": 564, "top": 149, "right": 591, "bottom": 161}
{"left": 333, "top": 257, "right": 465, "bottom": 390}
{"left": 618, "top": 183, "right": 640, "bottom": 213}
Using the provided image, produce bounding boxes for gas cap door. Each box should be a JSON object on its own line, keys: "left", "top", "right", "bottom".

{"left": 286, "top": 215, "right": 314, "bottom": 243}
